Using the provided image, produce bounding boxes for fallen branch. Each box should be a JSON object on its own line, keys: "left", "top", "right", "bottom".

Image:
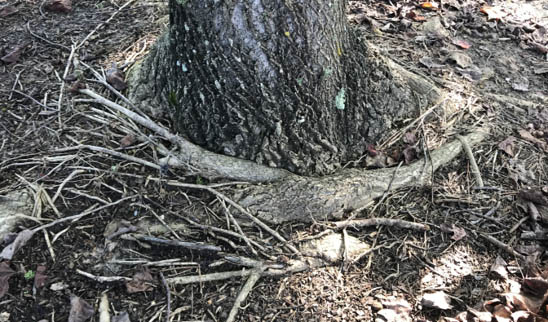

{"left": 129, "top": 234, "right": 222, "bottom": 253}
{"left": 227, "top": 271, "right": 261, "bottom": 322}
{"left": 480, "top": 234, "right": 526, "bottom": 260}
{"left": 331, "top": 217, "right": 430, "bottom": 232}
{"left": 457, "top": 135, "right": 484, "bottom": 187}
{"left": 76, "top": 269, "right": 131, "bottom": 283}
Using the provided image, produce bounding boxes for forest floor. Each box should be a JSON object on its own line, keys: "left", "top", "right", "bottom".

{"left": 1, "top": 0, "right": 547, "bottom": 321}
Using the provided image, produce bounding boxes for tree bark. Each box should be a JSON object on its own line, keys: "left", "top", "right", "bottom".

{"left": 129, "top": 0, "right": 442, "bottom": 176}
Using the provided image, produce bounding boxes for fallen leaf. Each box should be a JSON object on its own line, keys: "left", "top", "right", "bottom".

{"left": 120, "top": 134, "right": 136, "bottom": 148}
{"left": 419, "top": 56, "right": 445, "bottom": 69}
{"left": 440, "top": 223, "right": 467, "bottom": 241}
{"left": 447, "top": 51, "right": 473, "bottom": 68}
{"left": 452, "top": 39, "right": 471, "bottom": 49}
{"left": 511, "top": 77, "right": 529, "bottom": 92}
{"left": 407, "top": 11, "right": 426, "bottom": 22}
{"left": 419, "top": 2, "right": 439, "bottom": 10}
{"left": 0, "top": 5, "right": 18, "bottom": 17}
{"left": 519, "top": 189, "right": 548, "bottom": 206}
{"left": 0, "top": 229, "right": 35, "bottom": 260}
{"left": 46, "top": 0, "right": 72, "bottom": 13}
{"left": 480, "top": 5, "right": 507, "bottom": 21}
{"left": 457, "top": 66, "right": 483, "bottom": 82}
{"left": 50, "top": 281, "right": 69, "bottom": 291}
{"left": 522, "top": 277, "right": 548, "bottom": 298}
{"left": 106, "top": 63, "right": 127, "bottom": 91}
{"left": 68, "top": 295, "right": 94, "bottom": 322}
{"left": 518, "top": 129, "right": 548, "bottom": 151}
{"left": 492, "top": 303, "right": 512, "bottom": 319}
{"left": 1, "top": 43, "right": 28, "bottom": 64}
{"left": 366, "top": 144, "right": 378, "bottom": 157}
{"left": 498, "top": 136, "right": 516, "bottom": 156}
{"left": 126, "top": 268, "right": 154, "bottom": 293}
{"left": 0, "top": 262, "right": 16, "bottom": 299}
{"left": 490, "top": 255, "right": 508, "bottom": 279}
{"left": 402, "top": 146, "right": 416, "bottom": 164}
{"left": 467, "top": 306, "right": 494, "bottom": 321}
{"left": 112, "top": 312, "right": 131, "bottom": 322}
{"left": 421, "top": 291, "right": 453, "bottom": 310}
{"left": 34, "top": 265, "right": 48, "bottom": 289}
{"left": 365, "top": 153, "right": 388, "bottom": 169}
{"left": 377, "top": 297, "right": 412, "bottom": 322}
{"left": 403, "top": 132, "right": 417, "bottom": 144}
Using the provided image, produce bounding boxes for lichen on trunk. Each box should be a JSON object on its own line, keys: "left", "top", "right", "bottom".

{"left": 129, "top": 0, "right": 441, "bottom": 176}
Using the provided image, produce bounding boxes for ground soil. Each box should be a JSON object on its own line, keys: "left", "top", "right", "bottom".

{"left": 1, "top": 0, "right": 547, "bottom": 321}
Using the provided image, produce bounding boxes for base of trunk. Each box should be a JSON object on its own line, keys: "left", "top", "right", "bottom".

{"left": 128, "top": 30, "right": 443, "bottom": 176}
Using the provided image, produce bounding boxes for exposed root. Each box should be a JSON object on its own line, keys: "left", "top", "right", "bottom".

{"left": 78, "top": 88, "right": 489, "bottom": 223}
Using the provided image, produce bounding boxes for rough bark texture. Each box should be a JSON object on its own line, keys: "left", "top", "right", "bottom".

{"left": 129, "top": 0, "right": 442, "bottom": 176}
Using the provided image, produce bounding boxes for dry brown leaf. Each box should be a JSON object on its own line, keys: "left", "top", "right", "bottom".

{"left": 498, "top": 136, "right": 515, "bottom": 156}
{"left": 0, "top": 229, "right": 35, "bottom": 260}
{"left": 112, "top": 312, "right": 131, "bottom": 322}
{"left": 490, "top": 255, "right": 508, "bottom": 279}
{"left": 0, "top": 262, "right": 16, "bottom": 299}
{"left": 106, "top": 63, "right": 127, "bottom": 91}
{"left": 522, "top": 277, "right": 548, "bottom": 298}
{"left": 0, "top": 5, "right": 18, "bottom": 17}
{"left": 120, "top": 134, "right": 136, "bottom": 148}
{"left": 421, "top": 291, "right": 453, "bottom": 310}
{"left": 68, "top": 295, "right": 94, "bottom": 322}
{"left": 126, "top": 268, "right": 154, "bottom": 293}
{"left": 518, "top": 129, "right": 548, "bottom": 152}
{"left": 419, "top": 2, "right": 439, "bottom": 10}
{"left": 441, "top": 223, "right": 467, "bottom": 241}
{"left": 34, "top": 265, "right": 48, "bottom": 289}
{"left": 452, "top": 39, "right": 471, "bottom": 49}
{"left": 1, "top": 43, "right": 28, "bottom": 64}
{"left": 480, "top": 5, "right": 507, "bottom": 21}
{"left": 46, "top": 0, "right": 72, "bottom": 13}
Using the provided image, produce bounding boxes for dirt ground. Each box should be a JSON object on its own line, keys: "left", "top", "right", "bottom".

{"left": 1, "top": 0, "right": 547, "bottom": 321}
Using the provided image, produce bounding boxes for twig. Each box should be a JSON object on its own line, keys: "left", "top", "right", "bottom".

{"left": 52, "top": 169, "right": 85, "bottom": 203}
{"left": 142, "top": 178, "right": 298, "bottom": 254}
{"left": 480, "top": 234, "right": 525, "bottom": 260}
{"left": 99, "top": 294, "right": 110, "bottom": 322}
{"left": 226, "top": 271, "right": 261, "bottom": 322}
{"left": 209, "top": 189, "right": 300, "bottom": 255}
{"left": 159, "top": 272, "right": 171, "bottom": 322}
{"left": 76, "top": 269, "right": 131, "bottom": 282}
{"left": 331, "top": 217, "right": 430, "bottom": 232}
{"left": 167, "top": 257, "right": 324, "bottom": 285}
{"left": 32, "top": 195, "right": 135, "bottom": 233}
{"left": 26, "top": 22, "right": 70, "bottom": 51}
{"left": 11, "top": 89, "right": 52, "bottom": 110}
{"left": 8, "top": 69, "right": 23, "bottom": 100}
{"left": 457, "top": 135, "right": 484, "bottom": 187}
{"left": 220, "top": 198, "right": 258, "bottom": 256}
{"left": 76, "top": 0, "right": 137, "bottom": 50}
{"left": 380, "top": 98, "right": 447, "bottom": 149}
{"left": 130, "top": 235, "right": 222, "bottom": 253}
{"left": 55, "top": 144, "right": 161, "bottom": 170}
{"left": 57, "top": 45, "right": 76, "bottom": 126}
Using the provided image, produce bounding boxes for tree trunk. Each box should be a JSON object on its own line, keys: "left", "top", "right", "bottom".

{"left": 129, "top": 0, "right": 442, "bottom": 176}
